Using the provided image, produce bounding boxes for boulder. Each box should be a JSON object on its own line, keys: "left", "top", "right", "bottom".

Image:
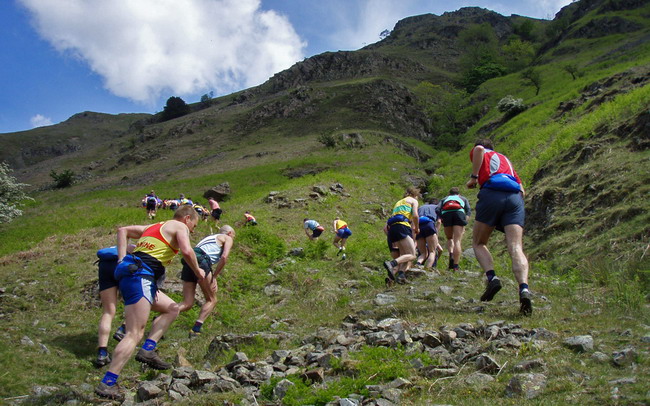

{"left": 203, "top": 182, "right": 231, "bottom": 201}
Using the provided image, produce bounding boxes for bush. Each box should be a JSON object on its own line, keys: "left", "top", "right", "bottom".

{"left": 317, "top": 133, "right": 337, "bottom": 148}
{"left": 161, "top": 96, "right": 190, "bottom": 121}
{"left": 0, "top": 161, "right": 32, "bottom": 223}
{"left": 49, "top": 169, "right": 75, "bottom": 188}
{"left": 497, "top": 95, "right": 527, "bottom": 118}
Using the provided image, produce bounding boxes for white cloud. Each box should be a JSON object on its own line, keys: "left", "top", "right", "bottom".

{"left": 30, "top": 114, "right": 53, "bottom": 128}
{"left": 19, "top": 0, "right": 306, "bottom": 103}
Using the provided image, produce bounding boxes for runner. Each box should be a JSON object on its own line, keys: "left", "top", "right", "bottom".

{"left": 466, "top": 139, "right": 532, "bottom": 315}
{"left": 95, "top": 206, "right": 205, "bottom": 401}
{"left": 416, "top": 197, "right": 443, "bottom": 270}
{"left": 93, "top": 244, "right": 134, "bottom": 367}
{"left": 332, "top": 217, "right": 351, "bottom": 260}
{"left": 145, "top": 190, "right": 158, "bottom": 219}
{"left": 303, "top": 218, "right": 325, "bottom": 240}
{"left": 244, "top": 211, "right": 257, "bottom": 226}
{"left": 383, "top": 186, "right": 420, "bottom": 285}
{"left": 207, "top": 197, "right": 222, "bottom": 230}
{"left": 179, "top": 225, "right": 235, "bottom": 337}
{"left": 437, "top": 187, "right": 472, "bottom": 272}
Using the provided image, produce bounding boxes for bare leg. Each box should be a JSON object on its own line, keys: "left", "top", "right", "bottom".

{"left": 107, "top": 298, "right": 151, "bottom": 375}
{"left": 98, "top": 287, "right": 118, "bottom": 348}
{"left": 147, "top": 292, "right": 181, "bottom": 343}
{"left": 444, "top": 226, "right": 454, "bottom": 267}
{"left": 394, "top": 237, "right": 416, "bottom": 272}
{"left": 416, "top": 237, "right": 428, "bottom": 265}
{"left": 452, "top": 225, "right": 465, "bottom": 267}
{"left": 178, "top": 282, "right": 197, "bottom": 313}
{"left": 196, "top": 277, "right": 218, "bottom": 324}
{"left": 472, "top": 220, "right": 495, "bottom": 273}
{"left": 424, "top": 235, "right": 437, "bottom": 268}
{"left": 504, "top": 224, "right": 529, "bottom": 285}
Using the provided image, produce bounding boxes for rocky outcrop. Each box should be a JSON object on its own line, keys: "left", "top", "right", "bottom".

{"left": 266, "top": 52, "right": 426, "bottom": 94}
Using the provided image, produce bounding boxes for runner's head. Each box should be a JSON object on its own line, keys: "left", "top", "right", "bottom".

{"left": 219, "top": 224, "right": 236, "bottom": 238}
{"left": 405, "top": 186, "right": 420, "bottom": 198}
{"left": 449, "top": 187, "right": 460, "bottom": 195}
{"left": 174, "top": 205, "right": 199, "bottom": 232}
{"left": 474, "top": 139, "right": 494, "bottom": 149}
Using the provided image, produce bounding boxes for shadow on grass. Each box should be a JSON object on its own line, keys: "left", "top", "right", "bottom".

{"left": 49, "top": 331, "right": 97, "bottom": 359}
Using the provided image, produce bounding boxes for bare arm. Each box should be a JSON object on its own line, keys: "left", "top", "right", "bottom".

{"left": 175, "top": 225, "right": 205, "bottom": 282}
{"left": 466, "top": 145, "right": 485, "bottom": 189}
{"left": 213, "top": 235, "right": 233, "bottom": 278}
{"left": 410, "top": 198, "right": 420, "bottom": 235}
{"left": 116, "top": 225, "right": 147, "bottom": 261}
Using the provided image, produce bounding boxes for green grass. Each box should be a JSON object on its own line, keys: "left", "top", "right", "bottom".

{"left": 1, "top": 3, "right": 649, "bottom": 404}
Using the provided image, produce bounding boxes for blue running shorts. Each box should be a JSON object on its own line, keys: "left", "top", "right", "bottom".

{"left": 336, "top": 227, "right": 352, "bottom": 238}
{"left": 475, "top": 188, "right": 525, "bottom": 232}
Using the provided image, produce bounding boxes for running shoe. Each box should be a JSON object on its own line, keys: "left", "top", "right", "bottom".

{"left": 113, "top": 325, "right": 125, "bottom": 342}
{"left": 93, "top": 353, "right": 111, "bottom": 368}
{"left": 480, "top": 277, "right": 502, "bottom": 302}
{"left": 95, "top": 382, "right": 124, "bottom": 401}
{"left": 519, "top": 290, "right": 533, "bottom": 316}
{"left": 135, "top": 348, "right": 172, "bottom": 370}
{"left": 188, "top": 330, "right": 202, "bottom": 339}
{"left": 396, "top": 271, "right": 407, "bottom": 285}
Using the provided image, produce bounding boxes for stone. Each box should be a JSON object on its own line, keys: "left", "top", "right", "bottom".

{"left": 475, "top": 353, "right": 501, "bottom": 374}
{"left": 137, "top": 382, "right": 162, "bottom": 401}
{"left": 273, "top": 379, "right": 295, "bottom": 400}
{"left": 209, "top": 376, "right": 241, "bottom": 393}
{"left": 563, "top": 335, "right": 594, "bottom": 352}
{"left": 420, "top": 366, "right": 458, "bottom": 378}
{"left": 439, "top": 286, "right": 454, "bottom": 295}
{"left": 421, "top": 332, "right": 443, "bottom": 348}
{"left": 381, "top": 388, "right": 402, "bottom": 403}
{"left": 191, "top": 370, "right": 219, "bottom": 386}
{"left": 203, "top": 182, "right": 231, "bottom": 201}
{"left": 505, "top": 373, "right": 547, "bottom": 399}
{"left": 464, "top": 372, "right": 495, "bottom": 387}
{"left": 374, "top": 294, "right": 397, "bottom": 305}
{"left": 387, "top": 377, "right": 412, "bottom": 389}
{"left": 591, "top": 352, "right": 610, "bottom": 363}
{"left": 608, "top": 377, "right": 636, "bottom": 385}
{"left": 513, "top": 359, "right": 547, "bottom": 372}
{"left": 302, "top": 367, "right": 325, "bottom": 383}
{"left": 611, "top": 347, "right": 637, "bottom": 367}
{"left": 227, "top": 352, "right": 249, "bottom": 369}
{"left": 170, "top": 382, "right": 192, "bottom": 397}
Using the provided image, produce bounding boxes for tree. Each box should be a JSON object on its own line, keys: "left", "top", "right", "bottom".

{"left": 0, "top": 161, "right": 32, "bottom": 223}
{"left": 563, "top": 63, "right": 579, "bottom": 80}
{"left": 458, "top": 24, "right": 506, "bottom": 92}
{"left": 161, "top": 96, "right": 190, "bottom": 121}
{"left": 502, "top": 39, "right": 535, "bottom": 72}
{"left": 200, "top": 91, "right": 214, "bottom": 108}
{"left": 50, "top": 169, "right": 75, "bottom": 188}
{"left": 379, "top": 29, "right": 391, "bottom": 40}
{"left": 522, "top": 68, "right": 542, "bottom": 95}
{"left": 414, "top": 81, "right": 478, "bottom": 149}
{"left": 461, "top": 61, "right": 507, "bottom": 93}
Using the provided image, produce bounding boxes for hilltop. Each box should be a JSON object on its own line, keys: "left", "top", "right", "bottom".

{"left": 0, "top": 0, "right": 648, "bottom": 404}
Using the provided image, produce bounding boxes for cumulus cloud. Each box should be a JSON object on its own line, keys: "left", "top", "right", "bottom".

{"left": 19, "top": 0, "right": 306, "bottom": 103}
{"left": 30, "top": 114, "right": 53, "bottom": 128}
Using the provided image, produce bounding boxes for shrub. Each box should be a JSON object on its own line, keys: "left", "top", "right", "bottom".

{"left": 317, "top": 133, "right": 337, "bottom": 148}
{"left": 0, "top": 161, "right": 32, "bottom": 223}
{"left": 49, "top": 169, "right": 75, "bottom": 188}
{"left": 497, "top": 95, "right": 527, "bottom": 118}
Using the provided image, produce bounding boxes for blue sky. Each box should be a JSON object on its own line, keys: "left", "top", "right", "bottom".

{"left": 0, "top": 0, "right": 572, "bottom": 134}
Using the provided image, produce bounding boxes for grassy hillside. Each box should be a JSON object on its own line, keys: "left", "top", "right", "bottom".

{"left": 0, "top": 0, "right": 648, "bottom": 404}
